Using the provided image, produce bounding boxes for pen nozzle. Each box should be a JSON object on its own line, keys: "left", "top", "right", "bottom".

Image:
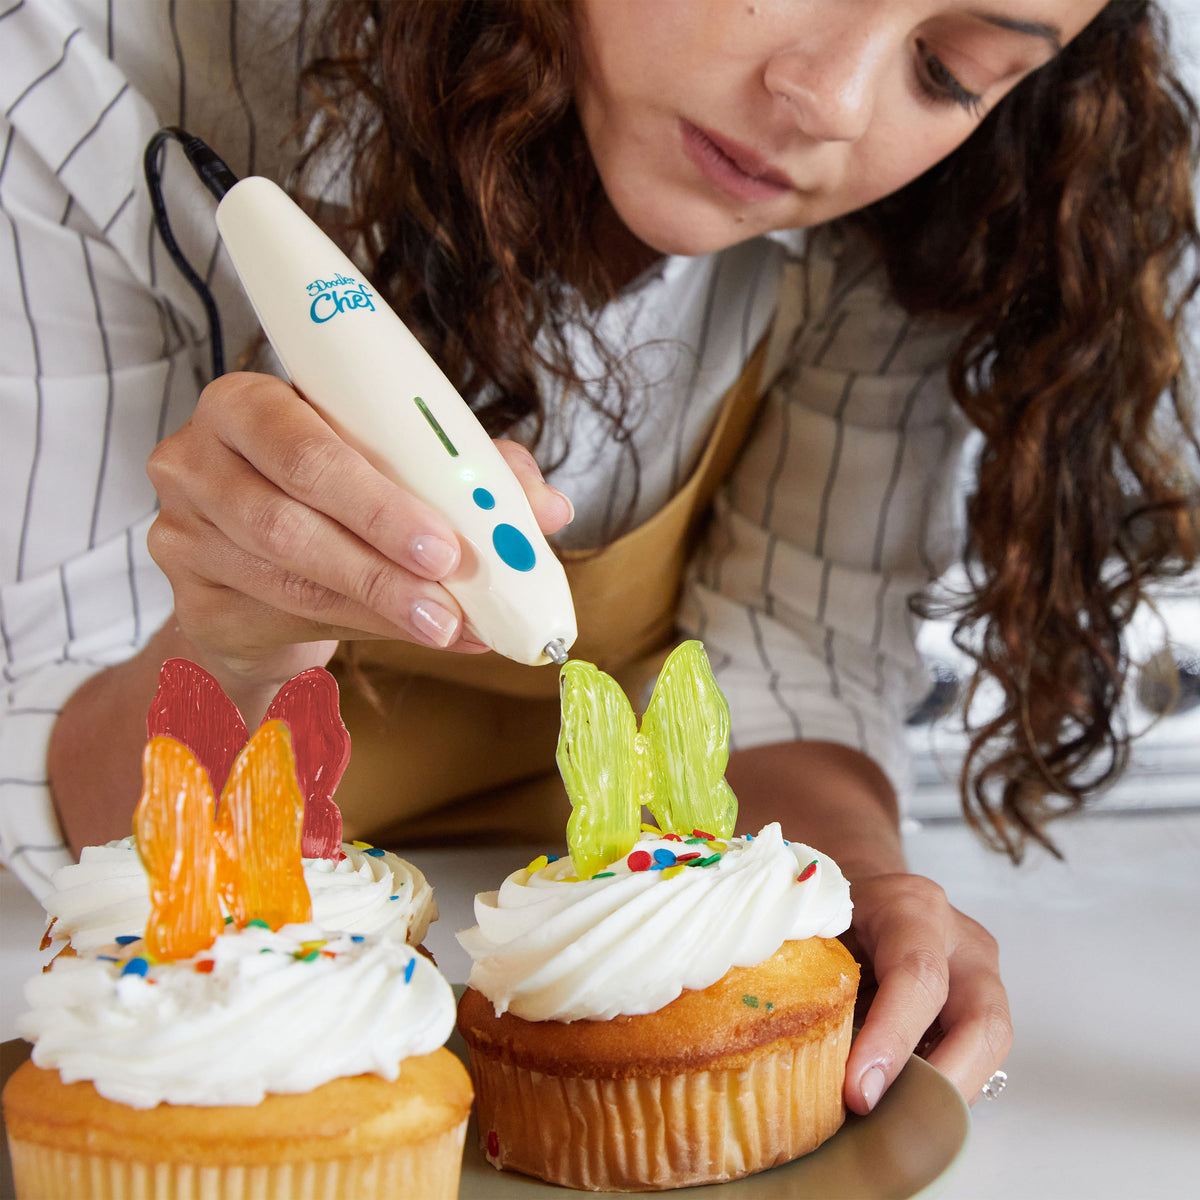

{"left": 544, "top": 638, "right": 569, "bottom": 666}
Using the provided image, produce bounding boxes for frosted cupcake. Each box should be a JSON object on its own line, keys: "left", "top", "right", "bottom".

{"left": 3, "top": 699, "right": 471, "bottom": 1200}
{"left": 456, "top": 642, "right": 858, "bottom": 1191}
{"left": 41, "top": 660, "right": 435, "bottom": 954}
{"left": 41, "top": 836, "right": 436, "bottom": 953}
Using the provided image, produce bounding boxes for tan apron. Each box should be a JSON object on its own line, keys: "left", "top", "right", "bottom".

{"left": 329, "top": 336, "right": 768, "bottom": 848}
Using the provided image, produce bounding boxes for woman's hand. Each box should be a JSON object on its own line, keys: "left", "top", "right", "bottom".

{"left": 146, "top": 371, "right": 573, "bottom": 704}
{"left": 841, "top": 874, "right": 1012, "bottom": 1114}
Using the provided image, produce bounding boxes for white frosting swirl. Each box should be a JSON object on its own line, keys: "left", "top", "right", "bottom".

{"left": 41, "top": 838, "right": 436, "bottom": 951}
{"left": 457, "top": 823, "right": 852, "bottom": 1022}
{"left": 18, "top": 923, "right": 455, "bottom": 1108}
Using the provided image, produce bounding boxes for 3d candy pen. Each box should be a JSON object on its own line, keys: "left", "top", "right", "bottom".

{"left": 147, "top": 131, "right": 576, "bottom": 667}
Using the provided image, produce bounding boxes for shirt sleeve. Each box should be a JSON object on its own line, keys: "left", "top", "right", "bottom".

{"left": 678, "top": 225, "right": 974, "bottom": 806}
{"left": 0, "top": 0, "right": 305, "bottom": 897}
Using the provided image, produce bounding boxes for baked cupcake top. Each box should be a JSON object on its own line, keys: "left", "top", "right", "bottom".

{"left": 457, "top": 640, "right": 853, "bottom": 1023}
{"left": 459, "top": 822, "right": 850, "bottom": 1022}
{"left": 41, "top": 836, "right": 436, "bottom": 952}
{"left": 18, "top": 922, "right": 454, "bottom": 1109}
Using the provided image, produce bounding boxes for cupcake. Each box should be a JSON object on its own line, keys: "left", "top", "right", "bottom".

{"left": 456, "top": 641, "right": 858, "bottom": 1191}
{"left": 40, "top": 661, "right": 436, "bottom": 955}
{"left": 3, "top": 683, "right": 471, "bottom": 1200}
{"left": 40, "top": 836, "right": 436, "bottom": 953}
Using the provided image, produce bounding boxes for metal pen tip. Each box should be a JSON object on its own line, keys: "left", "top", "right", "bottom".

{"left": 544, "top": 638, "right": 569, "bottom": 666}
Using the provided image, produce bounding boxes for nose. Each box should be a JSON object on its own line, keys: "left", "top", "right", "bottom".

{"left": 763, "top": 28, "right": 888, "bottom": 143}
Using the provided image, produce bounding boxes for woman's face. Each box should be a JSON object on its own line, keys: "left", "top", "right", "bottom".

{"left": 575, "top": 0, "right": 1108, "bottom": 257}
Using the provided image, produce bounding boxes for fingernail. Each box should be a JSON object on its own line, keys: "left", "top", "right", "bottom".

{"left": 861, "top": 1066, "right": 886, "bottom": 1112}
{"left": 550, "top": 487, "right": 575, "bottom": 525}
{"left": 411, "top": 535, "right": 458, "bottom": 577}
{"left": 411, "top": 599, "right": 459, "bottom": 647}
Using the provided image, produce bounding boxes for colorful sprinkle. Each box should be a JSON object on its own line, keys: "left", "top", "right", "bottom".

{"left": 404, "top": 957, "right": 416, "bottom": 984}
{"left": 640, "top": 823, "right": 663, "bottom": 835}
{"left": 652, "top": 848, "right": 677, "bottom": 868}
{"left": 351, "top": 840, "right": 374, "bottom": 850}
{"left": 676, "top": 852, "right": 701, "bottom": 863}
{"left": 661, "top": 864, "right": 686, "bottom": 879}
{"left": 351, "top": 935, "right": 365, "bottom": 943}
{"left": 591, "top": 871, "right": 615, "bottom": 879}
{"left": 389, "top": 894, "right": 400, "bottom": 901}
{"left": 487, "top": 1130, "right": 500, "bottom": 1159}
{"left": 363, "top": 847, "right": 385, "bottom": 857}
{"left": 245, "top": 918, "right": 271, "bottom": 929}
{"left": 742, "top": 995, "right": 759, "bottom": 1008}
{"left": 194, "top": 959, "right": 216, "bottom": 974}
{"left": 691, "top": 829, "right": 714, "bottom": 840}
{"left": 97, "top": 955, "right": 118, "bottom": 963}
{"left": 627, "top": 850, "right": 652, "bottom": 872}
{"left": 797, "top": 860, "right": 818, "bottom": 883}
{"left": 121, "top": 957, "right": 150, "bottom": 978}
{"left": 115, "top": 935, "right": 140, "bottom": 946}
{"left": 662, "top": 833, "right": 683, "bottom": 842}
{"left": 689, "top": 853, "right": 722, "bottom": 868}
{"left": 525, "top": 855, "right": 550, "bottom": 874}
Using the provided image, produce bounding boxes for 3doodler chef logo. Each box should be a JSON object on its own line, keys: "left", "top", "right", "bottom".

{"left": 306, "top": 273, "right": 376, "bottom": 323}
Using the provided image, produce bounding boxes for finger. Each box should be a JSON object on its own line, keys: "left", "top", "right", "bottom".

{"left": 151, "top": 410, "right": 473, "bottom": 646}
{"left": 149, "top": 502, "right": 473, "bottom": 653}
{"left": 924, "top": 929, "right": 1013, "bottom": 1106}
{"left": 494, "top": 439, "right": 575, "bottom": 533}
{"left": 843, "top": 880, "right": 952, "bottom": 1115}
{"left": 188, "top": 374, "right": 464, "bottom": 580}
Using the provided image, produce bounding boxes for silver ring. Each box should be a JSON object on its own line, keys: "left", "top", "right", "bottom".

{"left": 981, "top": 1069, "right": 1008, "bottom": 1100}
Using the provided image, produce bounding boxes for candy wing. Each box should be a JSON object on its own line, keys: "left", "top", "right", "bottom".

{"left": 214, "top": 720, "right": 313, "bottom": 930}
{"left": 557, "top": 660, "right": 641, "bottom": 879}
{"left": 639, "top": 640, "right": 737, "bottom": 839}
{"left": 263, "top": 667, "right": 348, "bottom": 859}
{"left": 146, "top": 658, "right": 249, "bottom": 799}
{"left": 135, "top": 736, "right": 223, "bottom": 961}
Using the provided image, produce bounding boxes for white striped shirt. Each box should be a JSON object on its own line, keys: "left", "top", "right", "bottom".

{"left": 1, "top": 0, "right": 969, "bottom": 898}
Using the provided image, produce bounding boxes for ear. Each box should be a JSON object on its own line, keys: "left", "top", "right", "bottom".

{"left": 263, "top": 667, "right": 348, "bottom": 859}
{"left": 639, "top": 641, "right": 737, "bottom": 840}
{"left": 557, "top": 660, "right": 641, "bottom": 879}
{"left": 146, "top": 658, "right": 248, "bottom": 799}
{"left": 134, "top": 736, "right": 224, "bottom": 961}
{"left": 214, "top": 721, "right": 313, "bottom": 930}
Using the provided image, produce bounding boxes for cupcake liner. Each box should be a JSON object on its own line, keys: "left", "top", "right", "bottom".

{"left": 8, "top": 1119, "right": 467, "bottom": 1200}
{"left": 468, "top": 1007, "right": 852, "bottom": 1192}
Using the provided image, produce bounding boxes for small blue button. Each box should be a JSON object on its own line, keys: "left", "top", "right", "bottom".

{"left": 472, "top": 487, "right": 496, "bottom": 510}
{"left": 493, "top": 524, "right": 536, "bottom": 571}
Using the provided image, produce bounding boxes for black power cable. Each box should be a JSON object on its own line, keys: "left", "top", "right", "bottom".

{"left": 143, "top": 127, "right": 241, "bottom": 380}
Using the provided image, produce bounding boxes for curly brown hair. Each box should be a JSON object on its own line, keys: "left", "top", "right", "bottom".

{"left": 301, "top": 0, "right": 1199, "bottom": 860}
{"left": 855, "top": 0, "right": 1200, "bottom": 858}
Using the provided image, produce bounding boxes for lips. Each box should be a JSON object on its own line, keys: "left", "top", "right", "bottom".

{"left": 679, "top": 119, "right": 794, "bottom": 202}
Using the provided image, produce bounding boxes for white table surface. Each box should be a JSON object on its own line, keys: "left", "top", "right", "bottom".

{"left": 3, "top": 807, "right": 1198, "bottom": 1200}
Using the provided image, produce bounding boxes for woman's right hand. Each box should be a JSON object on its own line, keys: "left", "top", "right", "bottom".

{"left": 146, "top": 371, "right": 573, "bottom": 700}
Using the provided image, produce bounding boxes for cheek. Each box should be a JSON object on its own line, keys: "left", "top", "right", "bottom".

{"left": 852, "top": 124, "right": 977, "bottom": 208}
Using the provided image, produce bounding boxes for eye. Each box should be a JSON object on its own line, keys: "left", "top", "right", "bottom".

{"left": 916, "top": 41, "right": 985, "bottom": 117}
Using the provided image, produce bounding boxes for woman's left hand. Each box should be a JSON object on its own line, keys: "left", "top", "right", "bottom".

{"left": 841, "top": 872, "right": 1013, "bottom": 1113}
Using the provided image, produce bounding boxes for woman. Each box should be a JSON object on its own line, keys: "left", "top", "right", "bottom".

{"left": 3, "top": 0, "right": 1197, "bottom": 1117}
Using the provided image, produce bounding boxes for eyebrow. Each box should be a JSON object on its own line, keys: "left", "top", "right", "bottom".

{"left": 977, "top": 13, "right": 1063, "bottom": 52}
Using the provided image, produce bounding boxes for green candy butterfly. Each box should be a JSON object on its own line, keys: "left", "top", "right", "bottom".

{"left": 556, "top": 640, "right": 738, "bottom": 879}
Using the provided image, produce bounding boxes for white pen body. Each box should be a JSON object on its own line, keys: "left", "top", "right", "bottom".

{"left": 214, "top": 176, "right": 576, "bottom": 665}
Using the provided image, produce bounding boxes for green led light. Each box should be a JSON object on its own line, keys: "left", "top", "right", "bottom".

{"left": 413, "top": 396, "right": 458, "bottom": 457}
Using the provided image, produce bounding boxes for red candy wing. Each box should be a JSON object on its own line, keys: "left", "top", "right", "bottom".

{"left": 146, "top": 659, "right": 248, "bottom": 798}
{"left": 263, "top": 667, "right": 348, "bottom": 859}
